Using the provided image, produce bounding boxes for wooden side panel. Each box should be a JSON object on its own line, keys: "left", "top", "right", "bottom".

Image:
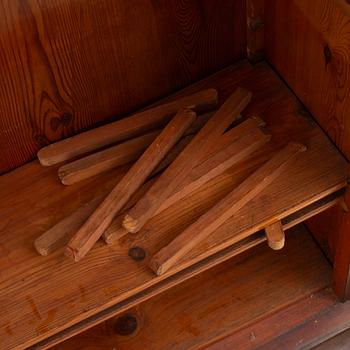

{"left": 0, "top": 0, "right": 246, "bottom": 173}
{"left": 51, "top": 226, "right": 331, "bottom": 350}
{"left": 265, "top": 0, "right": 350, "bottom": 160}
{"left": 264, "top": 0, "right": 350, "bottom": 300}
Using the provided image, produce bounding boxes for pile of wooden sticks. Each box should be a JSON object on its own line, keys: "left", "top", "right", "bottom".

{"left": 35, "top": 87, "right": 306, "bottom": 275}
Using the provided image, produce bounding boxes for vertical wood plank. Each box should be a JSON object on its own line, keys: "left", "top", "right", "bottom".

{"left": 0, "top": 0, "right": 246, "bottom": 173}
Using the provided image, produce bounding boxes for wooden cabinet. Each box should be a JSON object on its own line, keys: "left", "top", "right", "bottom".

{"left": 1, "top": 1, "right": 350, "bottom": 349}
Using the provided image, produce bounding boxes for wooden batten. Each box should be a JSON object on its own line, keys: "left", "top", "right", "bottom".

{"left": 123, "top": 87, "right": 253, "bottom": 234}
{"left": 37, "top": 89, "right": 217, "bottom": 166}
{"left": 66, "top": 108, "right": 196, "bottom": 261}
{"left": 150, "top": 143, "right": 306, "bottom": 276}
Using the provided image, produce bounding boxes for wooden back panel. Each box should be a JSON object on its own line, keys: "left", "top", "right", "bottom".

{"left": 0, "top": 0, "right": 246, "bottom": 173}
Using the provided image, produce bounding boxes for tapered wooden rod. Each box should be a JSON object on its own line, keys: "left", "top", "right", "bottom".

{"left": 123, "top": 87, "right": 253, "bottom": 233}
{"left": 58, "top": 111, "right": 214, "bottom": 185}
{"left": 104, "top": 124, "right": 270, "bottom": 244}
{"left": 37, "top": 89, "right": 218, "bottom": 166}
{"left": 65, "top": 108, "right": 197, "bottom": 261}
{"left": 149, "top": 142, "right": 306, "bottom": 276}
{"left": 265, "top": 221, "right": 285, "bottom": 250}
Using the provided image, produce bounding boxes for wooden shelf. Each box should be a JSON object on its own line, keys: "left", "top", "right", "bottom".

{"left": 0, "top": 60, "right": 347, "bottom": 349}
{"left": 51, "top": 225, "right": 332, "bottom": 350}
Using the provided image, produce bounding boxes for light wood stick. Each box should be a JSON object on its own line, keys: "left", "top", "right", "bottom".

{"left": 35, "top": 116, "right": 261, "bottom": 255}
{"left": 104, "top": 124, "right": 270, "bottom": 244}
{"left": 123, "top": 87, "right": 253, "bottom": 233}
{"left": 34, "top": 197, "right": 103, "bottom": 256}
{"left": 65, "top": 108, "right": 197, "bottom": 261}
{"left": 265, "top": 221, "right": 285, "bottom": 250}
{"left": 149, "top": 142, "right": 307, "bottom": 276}
{"left": 34, "top": 135, "right": 194, "bottom": 256}
{"left": 37, "top": 89, "right": 218, "bottom": 166}
{"left": 58, "top": 112, "right": 214, "bottom": 185}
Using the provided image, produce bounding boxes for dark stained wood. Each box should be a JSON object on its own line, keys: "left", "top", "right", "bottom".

{"left": 257, "top": 292, "right": 350, "bottom": 350}
{"left": 246, "top": 0, "right": 265, "bottom": 62}
{"left": 0, "top": 0, "right": 246, "bottom": 173}
{"left": 264, "top": 0, "right": 350, "bottom": 300}
{"left": 313, "top": 327, "right": 350, "bottom": 350}
{"left": 0, "top": 61, "right": 347, "bottom": 349}
{"left": 50, "top": 226, "right": 332, "bottom": 350}
{"left": 265, "top": 0, "right": 350, "bottom": 157}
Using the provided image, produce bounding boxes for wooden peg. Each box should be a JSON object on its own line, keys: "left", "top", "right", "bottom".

{"left": 149, "top": 142, "right": 306, "bottom": 276}
{"left": 265, "top": 221, "right": 285, "bottom": 250}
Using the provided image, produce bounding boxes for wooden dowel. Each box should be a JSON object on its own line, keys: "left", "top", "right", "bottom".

{"left": 37, "top": 89, "right": 218, "bottom": 166}
{"left": 65, "top": 108, "right": 196, "bottom": 261}
{"left": 104, "top": 125, "right": 270, "bottom": 244}
{"left": 57, "top": 111, "right": 214, "bottom": 185}
{"left": 149, "top": 142, "right": 307, "bottom": 276}
{"left": 265, "top": 221, "right": 285, "bottom": 250}
{"left": 123, "top": 87, "right": 253, "bottom": 233}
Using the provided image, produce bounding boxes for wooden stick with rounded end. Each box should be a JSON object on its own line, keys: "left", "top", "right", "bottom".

{"left": 122, "top": 87, "right": 253, "bottom": 234}
{"left": 265, "top": 221, "right": 285, "bottom": 250}
{"left": 149, "top": 142, "right": 307, "bottom": 276}
{"left": 37, "top": 89, "right": 218, "bottom": 166}
{"left": 65, "top": 108, "right": 197, "bottom": 261}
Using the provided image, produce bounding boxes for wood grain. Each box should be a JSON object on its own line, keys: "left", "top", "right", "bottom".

{"left": 123, "top": 87, "right": 252, "bottom": 233}
{"left": 66, "top": 108, "right": 196, "bottom": 262}
{"left": 105, "top": 124, "right": 270, "bottom": 244}
{"left": 50, "top": 227, "right": 332, "bottom": 350}
{"left": 0, "top": 0, "right": 246, "bottom": 173}
{"left": 0, "top": 61, "right": 347, "bottom": 350}
{"left": 150, "top": 143, "right": 305, "bottom": 276}
{"left": 264, "top": 0, "right": 350, "bottom": 300}
{"left": 247, "top": 0, "right": 265, "bottom": 62}
{"left": 35, "top": 134, "right": 196, "bottom": 256}
{"left": 265, "top": 220, "right": 285, "bottom": 250}
{"left": 57, "top": 111, "right": 214, "bottom": 185}
{"left": 38, "top": 89, "right": 218, "bottom": 166}
{"left": 206, "top": 289, "right": 337, "bottom": 350}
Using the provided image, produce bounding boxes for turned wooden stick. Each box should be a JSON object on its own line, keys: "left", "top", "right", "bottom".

{"left": 123, "top": 87, "right": 253, "bottom": 234}
{"left": 37, "top": 89, "right": 218, "bottom": 166}
{"left": 265, "top": 221, "right": 285, "bottom": 250}
{"left": 104, "top": 123, "right": 270, "bottom": 244}
{"left": 65, "top": 108, "right": 197, "bottom": 261}
{"left": 58, "top": 111, "right": 214, "bottom": 185}
{"left": 149, "top": 142, "right": 307, "bottom": 276}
